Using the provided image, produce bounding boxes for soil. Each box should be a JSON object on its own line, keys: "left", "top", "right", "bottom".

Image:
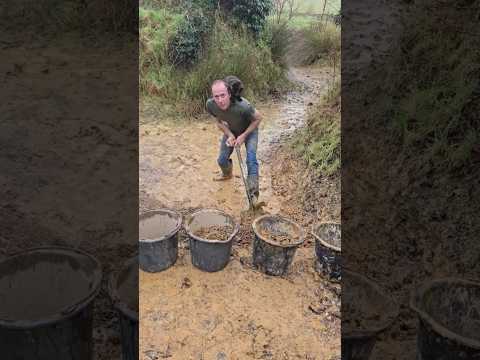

{"left": 257, "top": 229, "right": 300, "bottom": 246}
{"left": 139, "top": 65, "right": 341, "bottom": 359}
{"left": 2, "top": 32, "right": 137, "bottom": 359}
{"left": 342, "top": 1, "right": 480, "bottom": 358}
{"left": 193, "top": 225, "right": 234, "bottom": 241}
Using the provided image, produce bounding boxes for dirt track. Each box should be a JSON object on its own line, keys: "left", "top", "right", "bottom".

{"left": 139, "top": 66, "right": 341, "bottom": 359}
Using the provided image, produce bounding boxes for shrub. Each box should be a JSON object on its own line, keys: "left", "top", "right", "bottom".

{"left": 176, "top": 20, "right": 285, "bottom": 113}
{"left": 227, "top": 0, "right": 273, "bottom": 37}
{"left": 167, "top": 7, "right": 212, "bottom": 68}
{"left": 140, "top": 12, "right": 286, "bottom": 115}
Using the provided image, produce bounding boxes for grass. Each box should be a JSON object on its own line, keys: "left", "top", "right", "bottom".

{"left": 389, "top": 1, "right": 479, "bottom": 170}
{"left": 294, "top": 78, "right": 340, "bottom": 176}
{"left": 304, "top": 20, "right": 340, "bottom": 64}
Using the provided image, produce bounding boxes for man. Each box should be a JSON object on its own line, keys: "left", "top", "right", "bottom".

{"left": 206, "top": 76, "right": 262, "bottom": 204}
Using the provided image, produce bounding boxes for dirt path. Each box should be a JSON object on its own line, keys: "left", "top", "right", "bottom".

{"left": 139, "top": 66, "right": 341, "bottom": 359}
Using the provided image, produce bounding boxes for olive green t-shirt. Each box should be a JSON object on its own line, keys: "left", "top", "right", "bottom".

{"left": 206, "top": 97, "right": 256, "bottom": 137}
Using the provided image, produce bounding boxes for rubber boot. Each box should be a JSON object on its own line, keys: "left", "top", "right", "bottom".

{"left": 247, "top": 175, "right": 260, "bottom": 205}
{"left": 213, "top": 160, "right": 233, "bottom": 181}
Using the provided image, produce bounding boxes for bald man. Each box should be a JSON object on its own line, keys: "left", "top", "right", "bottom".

{"left": 206, "top": 78, "right": 262, "bottom": 204}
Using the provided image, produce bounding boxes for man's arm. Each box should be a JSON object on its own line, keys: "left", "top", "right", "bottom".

{"left": 217, "top": 120, "right": 236, "bottom": 147}
{"left": 235, "top": 110, "right": 262, "bottom": 146}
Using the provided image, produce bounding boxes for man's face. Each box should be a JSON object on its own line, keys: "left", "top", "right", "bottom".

{"left": 212, "top": 82, "right": 231, "bottom": 111}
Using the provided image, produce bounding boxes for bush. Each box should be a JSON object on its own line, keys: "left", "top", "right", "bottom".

{"left": 176, "top": 20, "right": 285, "bottom": 113}
{"left": 228, "top": 0, "right": 272, "bottom": 37}
{"left": 140, "top": 12, "right": 286, "bottom": 115}
{"left": 167, "top": 7, "right": 212, "bottom": 68}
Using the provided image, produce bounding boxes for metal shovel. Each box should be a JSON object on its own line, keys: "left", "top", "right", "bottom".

{"left": 235, "top": 145, "right": 254, "bottom": 210}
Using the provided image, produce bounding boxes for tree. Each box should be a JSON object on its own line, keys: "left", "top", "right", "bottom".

{"left": 225, "top": 0, "right": 273, "bottom": 36}
{"left": 271, "top": 0, "right": 299, "bottom": 25}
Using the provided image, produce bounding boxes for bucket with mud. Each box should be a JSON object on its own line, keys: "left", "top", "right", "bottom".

{"left": 184, "top": 209, "right": 239, "bottom": 272}
{"left": 108, "top": 255, "right": 139, "bottom": 360}
{"left": 343, "top": 269, "right": 399, "bottom": 360}
{"left": 0, "top": 247, "right": 102, "bottom": 360}
{"left": 312, "top": 222, "right": 341, "bottom": 281}
{"left": 252, "top": 214, "right": 305, "bottom": 276}
{"left": 139, "top": 209, "right": 182, "bottom": 272}
{"left": 410, "top": 278, "right": 480, "bottom": 360}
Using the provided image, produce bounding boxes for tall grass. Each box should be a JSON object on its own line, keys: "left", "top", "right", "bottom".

{"left": 303, "top": 20, "right": 340, "bottom": 66}
{"left": 139, "top": 8, "right": 182, "bottom": 96}
{"left": 389, "top": 0, "right": 479, "bottom": 169}
{"left": 294, "top": 78, "right": 340, "bottom": 176}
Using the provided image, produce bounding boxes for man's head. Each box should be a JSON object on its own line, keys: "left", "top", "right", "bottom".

{"left": 211, "top": 80, "right": 231, "bottom": 111}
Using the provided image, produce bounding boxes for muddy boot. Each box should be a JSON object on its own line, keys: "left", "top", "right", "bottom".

{"left": 247, "top": 175, "right": 260, "bottom": 205}
{"left": 213, "top": 160, "right": 233, "bottom": 181}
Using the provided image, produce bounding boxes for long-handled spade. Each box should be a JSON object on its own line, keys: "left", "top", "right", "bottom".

{"left": 235, "top": 146, "right": 266, "bottom": 211}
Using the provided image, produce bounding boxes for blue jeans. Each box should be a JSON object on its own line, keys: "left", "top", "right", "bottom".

{"left": 218, "top": 128, "right": 259, "bottom": 176}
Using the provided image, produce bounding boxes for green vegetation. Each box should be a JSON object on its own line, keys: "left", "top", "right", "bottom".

{"left": 303, "top": 20, "right": 340, "bottom": 66}
{"left": 140, "top": 0, "right": 286, "bottom": 115}
{"left": 389, "top": 1, "right": 479, "bottom": 170}
{"left": 294, "top": 79, "right": 340, "bottom": 176}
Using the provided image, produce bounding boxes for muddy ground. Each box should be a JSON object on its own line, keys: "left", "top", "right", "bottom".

{"left": 2, "top": 32, "right": 137, "bottom": 359}
{"left": 139, "top": 66, "right": 341, "bottom": 359}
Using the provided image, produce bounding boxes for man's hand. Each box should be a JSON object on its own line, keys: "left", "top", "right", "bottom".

{"left": 226, "top": 135, "right": 236, "bottom": 147}
{"left": 234, "top": 134, "right": 246, "bottom": 147}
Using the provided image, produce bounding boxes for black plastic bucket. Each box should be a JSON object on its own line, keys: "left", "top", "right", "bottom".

{"left": 0, "top": 247, "right": 102, "bottom": 360}
{"left": 108, "top": 255, "right": 139, "bottom": 360}
{"left": 139, "top": 209, "right": 182, "bottom": 272}
{"left": 252, "top": 214, "right": 305, "bottom": 276}
{"left": 342, "top": 269, "right": 399, "bottom": 360}
{"left": 312, "top": 222, "right": 341, "bottom": 281}
{"left": 410, "top": 278, "right": 480, "bottom": 360}
{"left": 184, "top": 209, "right": 239, "bottom": 272}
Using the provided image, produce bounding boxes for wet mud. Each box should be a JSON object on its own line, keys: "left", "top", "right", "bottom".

{"left": 139, "top": 65, "right": 340, "bottom": 359}
{"left": 2, "top": 34, "right": 137, "bottom": 359}
{"left": 193, "top": 225, "right": 234, "bottom": 241}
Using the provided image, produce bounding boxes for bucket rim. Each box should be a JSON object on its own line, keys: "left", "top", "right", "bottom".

{"left": 184, "top": 208, "right": 239, "bottom": 244}
{"left": 343, "top": 268, "right": 399, "bottom": 339}
{"left": 139, "top": 208, "right": 183, "bottom": 243}
{"left": 409, "top": 277, "right": 480, "bottom": 349}
{"left": 108, "top": 254, "right": 139, "bottom": 322}
{"left": 0, "top": 246, "right": 103, "bottom": 329}
{"left": 252, "top": 214, "right": 305, "bottom": 248}
{"left": 312, "top": 221, "right": 341, "bottom": 252}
